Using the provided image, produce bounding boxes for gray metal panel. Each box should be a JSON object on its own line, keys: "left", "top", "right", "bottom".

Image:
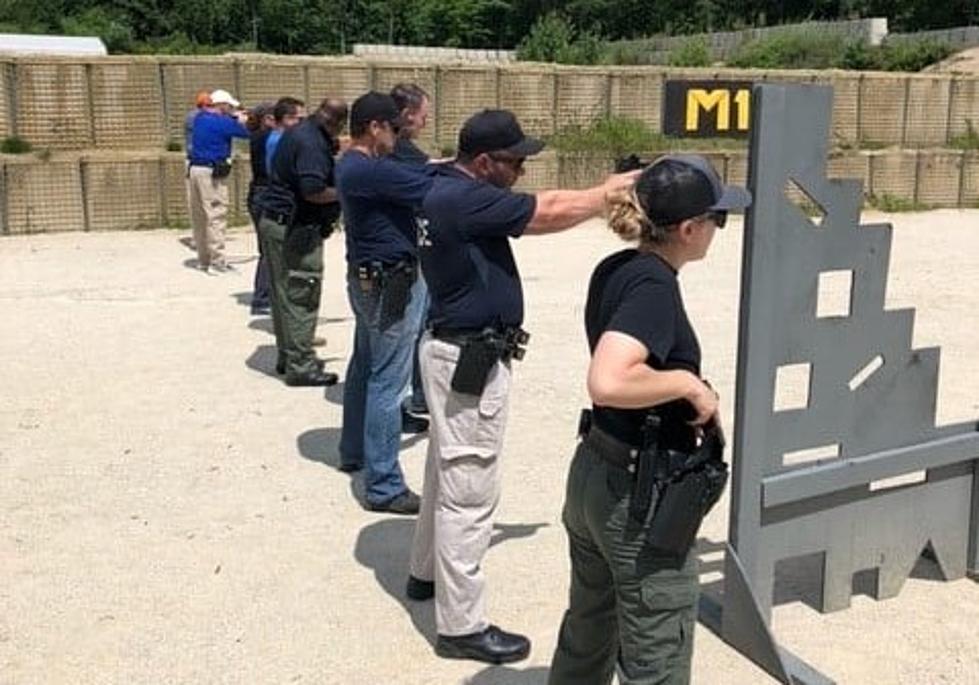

{"left": 718, "top": 83, "right": 978, "bottom": 682}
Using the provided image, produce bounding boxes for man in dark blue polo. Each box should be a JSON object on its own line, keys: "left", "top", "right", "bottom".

{"left": 336, "top": 92, "right": 433, "bottom": 514}
{"left": 405, "top": 109, "right": 637, "bottom": 665}
{"left": 256, "top": 98, "right": 346, "bottom": 387}
{"left": 188, "top": 89, "right": 249, "bottom": 272}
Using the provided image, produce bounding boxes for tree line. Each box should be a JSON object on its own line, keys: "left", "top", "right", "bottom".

{"left": 0, "top": 0, "right": 976, "bottom": 55}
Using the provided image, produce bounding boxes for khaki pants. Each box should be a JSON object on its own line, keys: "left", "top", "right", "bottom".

{"left": 409, "top": 333, "right": 511, "bottom": 636}
{"left": 187, "top": 165, "right": 229, "bottom": 268}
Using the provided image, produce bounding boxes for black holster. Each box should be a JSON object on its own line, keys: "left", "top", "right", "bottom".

{"left": 355, "top": 261, "right": 417, "bottom": 330}
{"left": 449, "top": 327, "right": 530, "bottom": 397}
{"left": 632, "top": 415, "right": 729, "bottom": 557}
{"left": 211, "top": 160, "right": 232, "bottom": 179}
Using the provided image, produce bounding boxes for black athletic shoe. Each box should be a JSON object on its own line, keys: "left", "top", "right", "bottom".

{"left": 284, "top": 370, "right": 338, "bottom": 387}
{"left": 401, "top": 409, "right": 429, "bottom": 434}
{"left": 435, "top": 625, "right": 531, "bottom": 664}
{"left": 366, "top": 489, "right": 420, "bottom": 515}
{"left": 406, "top": 575, "right": 434, "bottom": 601}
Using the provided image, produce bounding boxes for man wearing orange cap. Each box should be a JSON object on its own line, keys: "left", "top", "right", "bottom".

{"left": 187, "top": 89, "right": 249, "bottom": 273}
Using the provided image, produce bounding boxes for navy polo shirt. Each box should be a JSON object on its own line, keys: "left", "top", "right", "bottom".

{"left": 335, "top": 149, "right": 433, "bottom": 265}
{"left": 268, "top": 118, "right": 338, "bottom": 227}
{"left": 189, "top": 111, "right": 248, "bottom": 165}
{"left": 420, "top": 164, "right": 536, "bottom": 330}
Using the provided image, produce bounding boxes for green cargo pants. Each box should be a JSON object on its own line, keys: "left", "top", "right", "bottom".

{"left": 258, "top": 215, "right": 323, "bottom": 380}
{"left": 548, "top": 439, "right": 699, "bottom": 685}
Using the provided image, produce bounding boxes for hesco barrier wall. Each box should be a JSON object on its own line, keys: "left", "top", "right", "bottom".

{"left": 2, "top": 149, "right": 976, "bottom": 234}
{"left": 1, "top": 56, "right": 979, "bottom": 150}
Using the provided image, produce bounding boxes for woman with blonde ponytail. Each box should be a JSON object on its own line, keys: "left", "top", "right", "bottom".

{"left": 549, "top": 155, "right": 751, "bottom": 685}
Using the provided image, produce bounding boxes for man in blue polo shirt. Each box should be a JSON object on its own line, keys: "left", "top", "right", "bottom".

{"left": 336, "top": 92, "right": 434, "bottom": 515}
{"left": 405, "top": 109, "right": 638, "bottom": 665}
{"left": 188, "top": 88, "right": 249, "bottom": 273}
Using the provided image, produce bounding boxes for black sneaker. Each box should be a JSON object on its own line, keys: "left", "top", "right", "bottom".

{"left": 366, "top": 489, "right": 420, "bottom": 515}
{"left": 435, "top": 625, "right": 531, "bottom": 664}
{"left": 401, "top": 409, "right": 429, "bottom": 434}
{"left": 406, "top": 575, "right": 434, "bottom": 601}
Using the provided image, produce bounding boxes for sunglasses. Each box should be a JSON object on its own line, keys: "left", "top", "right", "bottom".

{"left": 705, "top": 211, "right": 728, "bottom": 228}
{"left": 488, "top": 153, "right": 526, "bottom": 171}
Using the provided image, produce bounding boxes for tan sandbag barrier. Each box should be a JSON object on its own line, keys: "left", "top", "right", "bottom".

{"left": 1, "top": 149, "right": 976, "bottom": 234}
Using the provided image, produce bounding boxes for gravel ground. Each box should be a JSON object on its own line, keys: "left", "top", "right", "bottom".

{"left": 1, "top": 210, "right": 977, "bottom": 685}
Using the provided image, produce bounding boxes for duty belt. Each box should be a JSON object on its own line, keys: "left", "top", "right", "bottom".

{"left": 578, "top": 409, "right": 639, "bottom": 472}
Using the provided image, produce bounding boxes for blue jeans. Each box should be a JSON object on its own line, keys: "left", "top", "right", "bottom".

{"left": 339, "top": 269, "right": 426, "bottom": 505}
{"left": 405, "top": 275, "right": 430, "bottom": 414}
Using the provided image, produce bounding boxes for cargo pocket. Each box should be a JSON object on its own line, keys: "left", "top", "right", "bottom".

{"left": 286, "top": 271, "right": 321, "bottom": 309}
{"left": 623, "top": 572, "right": 698, "bottom": 676}
{"left": 433, "top": 345, "right": 510, "bottom": 460}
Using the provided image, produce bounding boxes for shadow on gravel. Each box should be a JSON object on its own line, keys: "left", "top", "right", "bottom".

{"left": 465, "top": 666, "right": 549, "bottom": 684}
{"left": 353, "top": 518, "right": 551, "bottom": 647}
{"left": 296, "top": 426, "right": 426, "bottom": 470}
{"left": 355, "top": 518, "right": 437, "bottom": 644}
{"left": 245, "top": 345, "right": 279, "bottom": 378}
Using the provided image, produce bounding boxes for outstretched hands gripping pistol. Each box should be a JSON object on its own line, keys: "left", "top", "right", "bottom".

{"left": 614, "top": 154, "right": 655, "bottom": 173}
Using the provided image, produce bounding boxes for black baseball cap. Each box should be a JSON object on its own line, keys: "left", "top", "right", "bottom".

{"left": 642, "top": 154, "right": 752, "bottom": 226}
{"left": 350, "top": 91, "right": 402, "bottom": 130}
{"left": 458, "top": 109, "right": 545, "bottom": 158}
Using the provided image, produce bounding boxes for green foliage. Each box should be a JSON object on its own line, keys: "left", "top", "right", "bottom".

{"left": 165, "top": 139, "right": 183, "bottom": 152}
{"left": 547, "top": 117, "right": 744, "bottom": 157}
{"left": 876, "top": 40, "right": 953, "bottom": 72}
{"left": 516, "top": 12, "right": 574, "bottom": 62}
{"left": 668, "top": 37, "right": 711, "bottom": 67}
{"left": 730, "top": 31, "right": 952, "bottom": 72}
{"left": 949, "top": 121, "right": 979, "bottom": 151}
{"left": 60, "top": 6, "right": 135, "bottom": 53}
{"left": 516, "top": 12, "right": 605, "bottom": 65}
{"left": 868, "top": 193, "right": 929, "bottom": 212}
{"left": 729, "top": 31, "right": 848, "bottom": 70}
{"left": 0, "top": 0, "right": 972, "bottom": 59}
{"left": 1, "top": 135, "right": 32, "bottom": 154}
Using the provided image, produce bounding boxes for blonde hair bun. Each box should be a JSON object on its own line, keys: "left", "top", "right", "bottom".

{"left": 606, "top": 187, "right": 646, "bottom": 242}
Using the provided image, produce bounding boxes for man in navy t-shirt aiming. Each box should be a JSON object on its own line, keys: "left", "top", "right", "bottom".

{"left": 405, "top": 109, "right": 638, "bottom": 665}
{"left": 335, "top": 92, "right": 434, "bottom": 514}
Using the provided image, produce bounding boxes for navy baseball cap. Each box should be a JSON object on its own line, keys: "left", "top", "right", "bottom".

{"left": 642, "top": 154, "right": 752, "bottom": 226}
{"left": 458, "top": 109, "right": 545, "bottom": 158}
{"left": 350, "top": 91, "right": 402, "bottom": 130}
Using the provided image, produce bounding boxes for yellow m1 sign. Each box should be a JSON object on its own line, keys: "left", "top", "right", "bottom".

{"left": 663, "top": 80, "right": 753, "bottom": 138}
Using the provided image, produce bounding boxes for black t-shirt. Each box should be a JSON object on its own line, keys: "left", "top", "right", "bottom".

{"left": 420, "top": 164, "right": 536, "bottom": 330}
{"left": 585, "top": 248, "right": 701, "bottom": 449}
{"left": 249, "top": 129, "right": 270, "bottom": 187}
{"left": 267, "top": 118, "right": 339, "bottom": 227}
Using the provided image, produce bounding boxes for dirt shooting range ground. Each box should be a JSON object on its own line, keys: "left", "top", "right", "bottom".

{"left": 1, "top": 210, "right": 978, "bottom": 684}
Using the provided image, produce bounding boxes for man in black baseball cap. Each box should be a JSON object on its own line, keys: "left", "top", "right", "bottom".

{"left": 336, "top": 91, "right": 434, "bottom": 515}
{"left": 404, "top": 109, "right": 638, "bottom": 665}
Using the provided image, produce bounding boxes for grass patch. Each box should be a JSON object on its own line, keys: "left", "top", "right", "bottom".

{"left": 867, "top": 193, "right": 930, "bottom": 212}
{"left": 728, "top": 31, "right": 951, "bottom": 72}
{"left": 1, "top": 136, "right": 32, "bottom": 154}
{"left": 949, "top": 121, "right": 979, "bottom": 151}
{"left": 548, "top": 117, "right": 745, "bottom": 157}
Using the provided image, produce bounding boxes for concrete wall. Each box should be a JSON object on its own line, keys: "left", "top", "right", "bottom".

{"left": 2, "top": 149, "right": 976, "bottom": 234}
{"left": 1, "top": 57, "right": 979, "bottom": 151}
{"left": 888, "top": 26, "right": 979, "bottom": 49}
{"left": 353, "top": 44, "right": 515, "bottom": 63}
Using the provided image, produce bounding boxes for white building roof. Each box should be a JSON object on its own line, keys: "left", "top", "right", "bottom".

{"left": 0, "top": 34, "right": 108, "bottom": 56}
